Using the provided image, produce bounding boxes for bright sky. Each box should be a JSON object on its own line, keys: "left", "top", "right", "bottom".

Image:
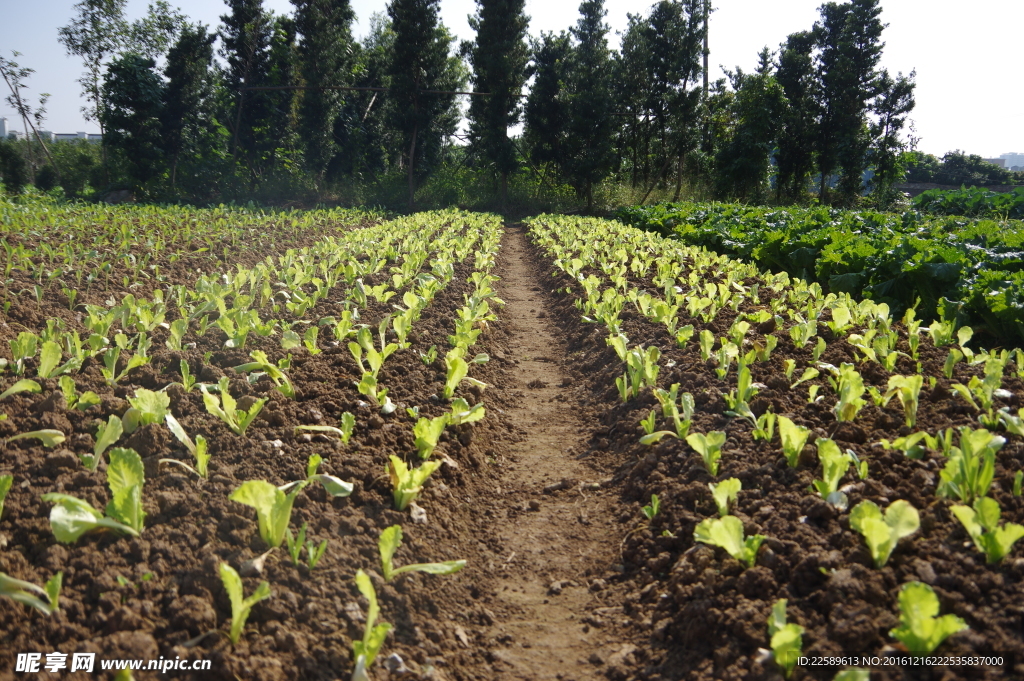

{"left": 0, "top": 0, "right": 1021, "bottom": 158}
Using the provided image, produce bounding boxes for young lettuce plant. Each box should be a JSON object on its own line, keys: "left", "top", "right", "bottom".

{"left": 777, "top": 416, "right": 811, "bottom": 468}
{"left": 889, "top": 582, "right": 967, "bottom": 654}
{"left": 230, "top": 455, "right": 353, "bottom": 548}
{"left": 832, "top": 363, "right": 867, "bottom": 422}
{"left": 163, "top": 414, "right": 210, "bottom": 478}
{"left": 351, "top": 569, "right": 392, "bottom": 681}
{"left": 693, "top": 515, "right": 764, "bottom": 568}
{"left": 0, "top": 378, "right": 41, "bottom": 402}
{"left": 686, "top": 431, "right": 727, "bottom": 476}
{"left": 414, "top": 414, "right": 449, "bottom": 459}
{"left": 936, "top": 428, "right": 1003, "bottom": 504}
{"left": 285, "top": 522, "right": 328, "bottom": 570}
{"left": 887, "top": 375, "right": 924, "bottom": 428}
{"left": 951, "top": 497, "right": 1024, "bottom": 563}
{"left": 379, "top": 525, "right": 466, "bottom": 581}
{"left": 218, "top": 562, "right": 271, "bottom": 646}
{"left": 122, "top": 388, "right": 170, "bottom": 434}
{"left": 768, "top": 599, "right": 804, "bottom": 679}
{"left": 0, "top": 571, "right": 62, "bottom": 616}
{"left": 202, "top": 377, "right": 266, "bottom": 436}
{"left": 709, "top": 478, "right": 741, "bottom": 517}
{"left": 387, "top": 456, "right": 442, "bottom": 511}
{"left": 641, "top": 494, "right": 660, "bottom": 520}
{"left": 0, "top": 474, "right": 11, "bottom": 520}
{"left": 84, "top": 415, "right": 123, "bottom": 471}
{"left": 849, "top": 500, "right": 920, "bottom": 568}
{"left": 811, "top": 438, "right": 852, "bottom": 508}
{"left": 42, "top": 448, "right": 146, "bottom": 542}
{"left": 233, "top": 351, "right": 296, "bottom": 399}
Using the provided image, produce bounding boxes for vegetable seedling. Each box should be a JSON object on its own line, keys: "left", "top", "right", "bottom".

{"left": 163, "top": 414, "right": 210, "bottom": 478}
{"left": 339, "top": 411, "right": 356, "bottom": 444}
{"left": 777, "top": 416, "right": 811, "bottom": 468}
{"left": 123, "top": 388, "right": 171, "bottom": 434}
{"left": 0, "top": 378, "right": 41, "bottom": 402}
{"left": 202, "top": 377, "right": 266, "bottom": 436}
{"left": 936, "top": 427, "right": 1002, "bottom": 504}
{"left": 379, "top": 525, "right": 466, "bottom": 581}
{"left": 219, "top": 562, "right": 270, "bottom": 645}
{"left": 387, "top": 455, "right": 441, "bottom": 511}
{"left": 233, "top": 350, "right": 296, "bottom": 399}
{"left": 768, "top": 599, "right": 804, "bottom": 678}
{"left": 83, "top": 415, "right": 123, "bottom": 471}
{"left": 351, "top": 569, "right": 392, "bottom": 681}
{"left": 641, "top": 494, "right": 660, "bottom": 520}
{"left": 849, "top": 500, "right": 920, "bottom": 567}
{"left": 285, "top": 522, "right": 328, "bottom": 570}
{"left": 231, "top": 456, "right": 353, "bottom": 548}
{"left": 5, "top": 429, "right": 66, "bottom": 448}
{"left": 951, "top": 497, "right": 1024, "bottom": 563}
{"left": 414, "top": 414, "right": 449, "bottom": 459}
{"left": 811, "top": 438, "right": 852, "bottom": 508}
{"left": 0, "top": 475, "right": 11, "bottom": 519}
{"left": 709, "top": 478, "right": 741, "bottom": 517}
{"left": 0, "top": 571, "right": 62, "bottom": 616}
{"left": 42, "top": 448, "right": 146, "bottom": 541}
{"left": 693, "top": 515, "right": 764, "bottom": 568}
{"left": 686, "top": 431, "right": 727, "bottom": 476}
{"left": 889, "top": 581, "right": 967, "bottom": 654}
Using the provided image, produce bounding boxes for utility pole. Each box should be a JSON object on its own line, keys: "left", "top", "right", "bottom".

{"left": 701, "top": 0, "right": 711, "bottom": 156}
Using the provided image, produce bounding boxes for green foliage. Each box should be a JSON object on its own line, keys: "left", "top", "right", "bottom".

{"left": 0, "top": 474, "right": 11, "bottom": 520}
{"left": 641, "top": 494, "right": 660, "bottom": 521}
{"left": 936, "top": 428, "right": 1002, "bottom": 504}
{"left": 387, "top": 455, "right": 441, "bottom": 511}
{"left": 201, "top": 376, "right": 266, "bottom": 436}
{"left": 889, "top": 581, "right": 967, "bottom": 654}
{"left": 693, "top": 515, "right": 764, "bottom": 568}
{"left": 686, "top": 431, "right": 727, "bottom": 476}
{"left": 768, "top": 599, "right": 804, "bottom": 678}
{"left": 229, "top": 480, "right": 299, "bottom": 549}
{"left": 777, "top": 416, "right": 811, "bottom": 468}
{"left": 351, "top": 569, "right": 392, "bottom": 681}
{"left": 218, "top": 562, "right": 270, "bottom": 646}
{"left": 378, "top": 524, "right": 465, "bottom": 581}
{"left": 914, "top": 186, "right": 1024, "bottom": 220}
{"left": 811, "top": 438, "right": 852, "bottom": 504}
{"left": 849, "top": 499, "right": 919, "bottom": 567}
{"left": 951, "top": 497, "right": 1024, "bottom": 564}
{"left": 0, "top": 571, "right": 62, "bottom": 616}
{"left": 709, "top": 478, "right": 741, "bottom": 517}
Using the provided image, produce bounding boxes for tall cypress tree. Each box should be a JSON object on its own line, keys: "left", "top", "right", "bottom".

{"left": 162, "top": 23, "right": 217, "bottom": 193}
{"left": 814, "top": 0, "right": 885, "bottom": 205}
{"left": 563, "top": 0, "right": 614, "bottom": 211}
{"left": 219, "top": 0, "right": 274, "bottom": 176}
{"left": 774, "top": 30, "right": 817, "bottom": 203}
{"left": 523, "top": 31, "right": 570, "bottom": 176}
{"left": 466, "top": 0, "right": 530, "bottom": 207}
{"left": 386, "top": 0, "right": 456, "bottom": 210}
{"left": 291, "top": 0, "right": 354, "bottom": 181}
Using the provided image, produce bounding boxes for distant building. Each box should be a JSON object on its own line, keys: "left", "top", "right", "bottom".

{"left": 1001, "top": 152, "right": 1024, "bottom": 172}
{"left": 983, "top": 157, "right": 1007, "bottom": 168}
{"left": 0, "top": 118, "right": 100, "bottom": 143}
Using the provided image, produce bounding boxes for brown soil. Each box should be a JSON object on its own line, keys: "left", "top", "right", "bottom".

{"left": 0, "top": 222, "right": 638, "bottom": 681}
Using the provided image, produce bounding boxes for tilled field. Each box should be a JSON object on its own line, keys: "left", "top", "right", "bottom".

{"left": 2, "top": 204, "right": 1024, "bottom": 681}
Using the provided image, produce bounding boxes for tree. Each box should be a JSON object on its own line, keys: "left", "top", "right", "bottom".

{"left": 774, "top": 30, "right": 817, "bottom": 203}
{"left": 465, "top": 0, "right": 530, "bottom": 207}
{"left": 162, "top": 23, "right": 219, "bottom": 193}
{"left": 101, "top": 54, "right": 166, "bottom": 188}
{"left": 219, "top": 0, "right": 275, "bottom": 175}
{"left": 563, "top": 0, "right": 615, "bottom": 210}
{"left": 0, "top": 140, "right": 30, "bottom": 194}
{"left": 291, "top": 0, "right": 355, "bottom": 181}
{"left": 523, "top": 31, "right": 570, "bottom": 175}
{"left": 868, "top": 68, "right": 915, "bottom": 207}
{"left": 714, "top": 50, "right": 787, "bottom": 201}
{"left": 814, "top": 0, "right": 885, "bottom": 205}
{"left": 0, "top": 52, "right": 57, "bottom": 183}
{"left": 386, "top": 0, "right": 459, "bottom": 210}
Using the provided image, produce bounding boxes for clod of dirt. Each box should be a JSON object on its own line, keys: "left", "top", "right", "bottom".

{"left": 33, "top": 390, "right": 66, "bottom": 413}
{"left": 527, "top": 500, "right": 541, "bottom": 511}
{"left": 527, "top": 379, "right": 547, "bottom": 389}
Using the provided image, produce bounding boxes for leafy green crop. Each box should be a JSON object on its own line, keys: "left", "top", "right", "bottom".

{"left": 709, "top": 478, "right": 741, "bottom": 517}
{"left": 951, "top": 497, "right": 1024, "bottom": 563}
{"left": 219, "top": 562, "right": 270, "bottom": 646}
{"left": 285, "top": 522, "right": 328, "bottom": 570}
{"left": 387, "top": 456, "right": 441, "bottom": 511}
{"left": 42, "top": 448, "right": 146, "bottom": 541}
{"left": 0, "top": 475, "right": 11, "bottom": 520}
{"left": 123, "top": 388, "right": 170, "bottom": 434}
{"left": 686, "top": 431, "right": 727, "bottom": 476}
{"left": 234, "top": 351, "right": 296, "bottom": 399}
{"left": 777, "top": 416, "right": 811, "bottom": 468}
{"left": 0, "top": 571, "right": 62, "bottom": 616}
{"left": 0, "top": 378, "right": 41, "bottom": 402}
{"left": 768, "top": 599, "right": 804, "bottom": 678}
{"left": 889, "top": 582, "right": 967, "bottom": 654}
{"left": 86, "top": 415, "right": 123, "bottom": 471}
{"left": 811, "top": 438, "right": 852, "bottom": 506}
{"left": 379, "top": 525, "right": 465, "bottom": 581}
{"left": 414, "top": 415, "right": 448, "bottom": 459}
{"left": 164, "top": 414, "right": 210, "bottom": 478}
{"left": 694, "top": 515, "right": 764, "bottom": 568}
{"left": 202, "top": 377, "right": 266, "bottom": 436}
{"left": 641, "top": 494, "right": 660, "bottom": 520}
{"left": 351, "top": 569, "right": 392, "bottom": 681}
{"left": 936, "top": 428, "right": 1002, "bottom": 504}
{"left": 849, "top": 500, "right": 920, "bottom": 567}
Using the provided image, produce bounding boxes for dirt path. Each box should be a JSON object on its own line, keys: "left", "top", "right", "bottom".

{"left": 479, "top": 226, "right": 633, "bottom": 681}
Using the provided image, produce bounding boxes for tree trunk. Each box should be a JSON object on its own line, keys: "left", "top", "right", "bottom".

{"left": 500, "top": 170, "right": 508, "bottom": 212}
{"left": 407, "top": 121, "right": 418, "bottom": 212}
{"left": 673, "top": 153, "right": 683, "bottom": 202}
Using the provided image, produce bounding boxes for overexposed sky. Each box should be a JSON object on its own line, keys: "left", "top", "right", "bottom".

{"left": 1, "top": 0, "right": 1021, "bottom": 157}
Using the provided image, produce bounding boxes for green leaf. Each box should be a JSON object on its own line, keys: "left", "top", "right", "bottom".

{"left": 105, "top": 448, "right": 146, "bottom": 533}
{"left": 42, "top": 493, "right": 137, "bottom": 542}
{"left": 379, "top": 525, "right": 402, "bottom": 581}
{"left": 709, "top": 478, "right": 741, "bottom": 517}
{"left": 219, "top": 562, "right": 270, "bottom": 646}
{"left": 37, "top": 341, "right": 62, "bottom": 379}
{"left": 127, "top": 388, "right": 170, "bottom": 426}
{"left": 694, "top": 515, "right": 761, "bottom": 567}
{"left": 777, "top": 416, "right": 810, "bottom": 468}
{"left": 0, "top": 474, "right": 11, "bottom": 520}
{"left": 889, "top": 581, "right": 967, "bottom": 654}
{"left": 0, "top": 379, "right": 42, "bottom": 401}
{"left": 92, "top": 415, "right": 123, "bottom": 469}
{"left": 8, "top": 429, "right": 66, "bottom": 448}
{"left": 230, "top": 480, "right": 293, "bottom": 548}
{"left": 639, "top": 430, "right": 678, "bottom": 445}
